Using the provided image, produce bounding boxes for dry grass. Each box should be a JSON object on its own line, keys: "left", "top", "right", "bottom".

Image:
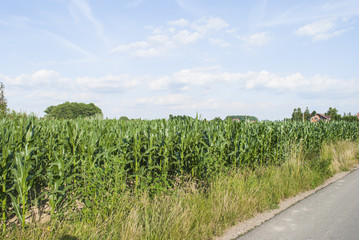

{"left": 322, "top": 141, "right": 359, "bottom": 173}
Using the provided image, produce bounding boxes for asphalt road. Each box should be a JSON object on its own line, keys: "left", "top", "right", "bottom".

{"left": 237, "top": 168, "right": 359, "bottom": 240}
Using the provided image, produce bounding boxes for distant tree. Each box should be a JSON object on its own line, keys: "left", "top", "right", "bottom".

{"left": 225, "top": 115, "right": 258, "bottom": 122}
{"left": 325, "top": 107, "right": 341, "bottom": 121}
{"left": 310, "top": 110, "right": 317, "bottom": 117}
{"left": 44, "top": 105, "right": 55, "bottom": 115}
{"left": 342, "top": 112, "right": 358, "bottom": 122}
{"left": 44, "top": 102, "right": 102, "bottom": 119}
{"left": 168, "top": 115, "right": 194, "bottom": 121}
{"left": 291, "top": 108, "right": 302, "bottom": 121}
{"left": 119, "top": 116, "right": 129, "bottom": 121}
{"left": 212, "top": 117, "right": 222, "bottom": 122}
{"left": 303, "top": 107, "right": 311, "bottom": 121}
{"left": 0, "top": 82, "right": 7, "bottom": 114}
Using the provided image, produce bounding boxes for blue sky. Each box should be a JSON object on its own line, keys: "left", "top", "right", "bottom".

{"left": 1, "top": 0, "right": 359, "bottom": 120}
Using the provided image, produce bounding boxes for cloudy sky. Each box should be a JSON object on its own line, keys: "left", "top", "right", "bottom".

{"left": 1, "top": 0, "right": 359, "bottom": 120}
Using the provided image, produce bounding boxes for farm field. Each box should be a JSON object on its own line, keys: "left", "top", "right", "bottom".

{"left": 1, "top": 116, "right": 359, "bottom": 239}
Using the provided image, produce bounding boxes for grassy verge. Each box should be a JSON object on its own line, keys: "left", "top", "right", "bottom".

{"left": 4, "top": 141, "right": 359, "bottom": 240}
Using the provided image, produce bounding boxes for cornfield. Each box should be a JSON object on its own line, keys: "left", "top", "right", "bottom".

{"left": 1, "top": 115, "right": 358, "bottom": 229}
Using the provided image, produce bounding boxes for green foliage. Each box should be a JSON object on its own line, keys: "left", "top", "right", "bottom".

{"left": 168, "top": 114, "right": 194, "bottom": 121}
{"left": 0, "top": 83, "right": 7, "bottom": 117}
{"left": 44, "top": 102, "right": 102, "bottom": 119}
{"left": 292, "top": 108, "right": 322, "bottom": 121}
{"left": 291, "top": 107, "right": 304, "bottom": 121}
{"left": 303, "top": 107, "right": 311, "bottom": 121}
{"left": 211, "top": 117, "right": 222, "bottom": 122}
{"left": 292, "top": 107, "right": 358, "bottom": 122}
{"left": 224, "top": 115, "right": 258, "bottom": 122}
{"left": 342, "top": 112, "right": 359, "bottom": 122}
{"left": 1, "top": 115, "right": 359, "bottom": 231}
{"left": 119, "top": 116, "right": 129, "bottom": 121}
{"left": 325, "top": 107, "right": 341, "bottom": 121}
{"left": 5, "top": 141, "right": 359, "bottom": 240}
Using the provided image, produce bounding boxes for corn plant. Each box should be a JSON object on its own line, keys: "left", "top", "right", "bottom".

{"left": 9, "top": 148, "right": 35, "bottom": 228}
{"left": 0, "top": 126, "right": 13, "bottom": 231}
{"left": 1, "top": 115, "right": 359, "bottom": 226}
{"left": 47, "top": 145, "right": 76, "bottom": 217}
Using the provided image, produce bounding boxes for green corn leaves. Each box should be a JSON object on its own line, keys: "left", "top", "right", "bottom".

{"left": 1, "top": 115, "right": 359, "bottom": 230}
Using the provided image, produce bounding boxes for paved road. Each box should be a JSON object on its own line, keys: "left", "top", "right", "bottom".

{"left": 237, "top": 169, "right": 359, "bottom": 240}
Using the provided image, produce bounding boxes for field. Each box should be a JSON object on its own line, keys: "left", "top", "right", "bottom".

{"left": 1, "top": 116, "right": 359, "bottom": 239}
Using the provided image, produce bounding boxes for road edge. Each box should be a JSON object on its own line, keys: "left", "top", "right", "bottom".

{"left": 214, "top": 165, "right": 359, "bottom": 240}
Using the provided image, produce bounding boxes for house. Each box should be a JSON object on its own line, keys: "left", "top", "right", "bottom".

{"left": 310, "top": 113, "right": 330, "bottom": 122}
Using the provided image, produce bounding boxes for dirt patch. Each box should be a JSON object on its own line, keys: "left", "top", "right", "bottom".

{"left": 215, "top": 165, "right": 359, "bottom": 240}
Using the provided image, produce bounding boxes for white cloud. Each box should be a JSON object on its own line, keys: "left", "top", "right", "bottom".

{"left": 129, "top": 95, "right": 264, "bottom": 115}
{"left": 133, "top": 48, "right": 161, "bottom": 58}
{"left": 11, "top": 70, "right": 62, "bottom": 88}
{"left": 210, "top": 38, "right": 230, "bottom": 47}
{"left": 111, "top": 41, "right": 149, "bottom": 52}
{"left": 146, "top": 66, "right": 358, "bottom": 97}
{"left": 168, "top": 18, "right": 189, "bottom": 27}
{"left": 173, "top": 66, "right": 238, "bottom": 86}
{"left": 6, "top": 68, "right": 357, "bottom": 98}
{"left": 148, "top": 34, "right": 175, "bottom": 47}
{"left": 5, "top": 70, "right": 141, "bottom": 93}
{"left": 148, "top": 76, "right": 170, "bottom": 91}
{"left": 111, "top": 40, "right": 164, "bottom": 57}
{"left": 235, "top": 71, "right": 355, "bottom": 95}
{"left": 191, "top": 17, "right": 229, "bottom": 34}
{"left": 25, "top": 91, "right": 97, "bottom": 103}
{"left": 239, "top": 32, "right": 271, "bottom": 48}
{"left": 75, "top": 74, "right": 141, "bottom": 92}
{"left": 313, "top": 29, "right": 349, "bottom": 41}
{"left": 134, "top": 94, "right": 190, "bottom": 106}
{"left": 179, "top": 98, "right": 247, "bottom": 111}
{"left": 173, "top": 30, "right": 202, "bottom": 44}
{"left": 294, "top": 18, "right": 349, "bottom": 41}
{"left": 111, "top": 16, "right": 230, "bottom": 58}
{"left": 295, "top": 18, "right": 335, "bottom": 36}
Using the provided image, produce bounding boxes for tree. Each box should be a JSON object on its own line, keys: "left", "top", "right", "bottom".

{"left": 212, "top": 117, "right": 222, "bottom": 122}
{"left": 44, "top": 102, "right": 102, "bottom": 119}
{"left": 168, "top": 115, "right": 194, "bottom": 121}
{"left": 342, "top": 112, "right": 358, "bottom": 122}
{"left": 310, "top": 110, "right": 317, "bottom": 117}
{"left": 303, "top": 107, "right": 311, "bottom": 121}
{"left": 119, "top": 116, "right": 129, "bottom": 121}
{"left": 291, "top": 108, "right": 302, "bottom": 121}
{"left": 225, "top": 115, "right": 258, "bottom": 122}
{"left": 0, "top": 82, "right": 7, "bottom": 113}
{"left": 291, "top": 107, "right": 312, "bottom": 121}
{"left": 325, "top": 107, "right": 341, "bottom": 121}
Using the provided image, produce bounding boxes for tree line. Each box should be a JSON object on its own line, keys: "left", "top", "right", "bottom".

{"left": 291, "top": 107, "right": 358, "bottom": 122}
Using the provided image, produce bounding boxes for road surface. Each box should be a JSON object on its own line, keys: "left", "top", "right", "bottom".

{"left": 237, "top": 168, "right": 359, "bottom": 240}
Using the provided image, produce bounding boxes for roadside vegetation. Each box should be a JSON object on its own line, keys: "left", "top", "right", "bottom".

{"left": 1, "top": 114, "right": 359, "bottom": 239}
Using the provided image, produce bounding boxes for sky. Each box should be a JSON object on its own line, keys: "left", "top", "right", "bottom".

{"left": 1, "top": 0, "right": 359, "bottom": 120}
